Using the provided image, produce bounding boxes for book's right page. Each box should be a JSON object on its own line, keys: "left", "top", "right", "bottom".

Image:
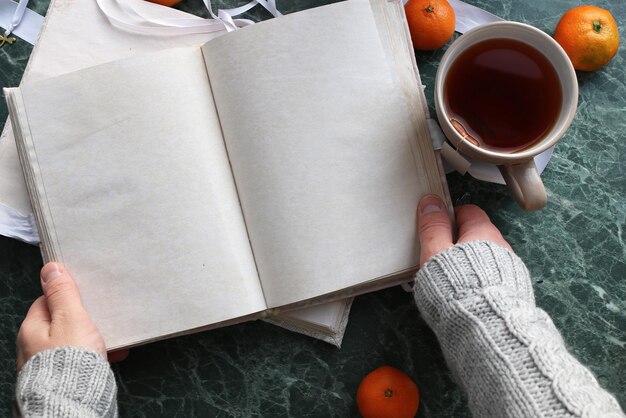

{"left": 202, "top": 0, "right": 446, "bottom": 307}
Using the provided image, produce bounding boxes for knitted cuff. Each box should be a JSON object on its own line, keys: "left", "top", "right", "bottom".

{"left": 16, "top": 347, "right": 117, "bottom": 418}
{"left": 414, "top": 240, "right": 534, "bottom": 331}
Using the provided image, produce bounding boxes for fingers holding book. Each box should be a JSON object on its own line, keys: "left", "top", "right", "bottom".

{"left": 417, "top": 195, "right": 512, "bottom": 266}
{"left": 16, "top": 262, "right": 127, "bottom": 371}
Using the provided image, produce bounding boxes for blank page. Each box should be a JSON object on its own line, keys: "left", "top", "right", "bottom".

{"left": 202, "top": 0, "right": 431, "bottom": 307}
{"left": 12, "top": 47, "right": 266, "bottom": 349}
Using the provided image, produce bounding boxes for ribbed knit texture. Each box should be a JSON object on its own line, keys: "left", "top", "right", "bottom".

{"left": 414, "top": 240, "right": 625, "bottom": 418}
{"left": 15, "top": 347, "right": 117, "bottom": 417}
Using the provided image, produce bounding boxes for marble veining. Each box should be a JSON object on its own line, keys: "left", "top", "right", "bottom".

{"left": 0, "top": 0, "right": 624, "bottom": 416}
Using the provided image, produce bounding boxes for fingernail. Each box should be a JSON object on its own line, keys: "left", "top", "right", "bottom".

{"left": 419, "top": 194, "right": 444, "bottom": 214}
{"left": 41, "top": 263, "right": 64, "bottom": 284}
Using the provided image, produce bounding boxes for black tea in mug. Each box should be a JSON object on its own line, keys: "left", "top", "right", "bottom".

{"left": 443, "top": 38, "right": 562, "bottom": 153}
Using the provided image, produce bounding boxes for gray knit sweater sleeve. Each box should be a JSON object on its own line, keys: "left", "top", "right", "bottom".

{"left": 414, "top": 240, "right": 624, "bottom": 418}
{"left": 15, "top": 347, "right": 117, "bottom": 417}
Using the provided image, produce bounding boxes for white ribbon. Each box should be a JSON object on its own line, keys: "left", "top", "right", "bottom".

{"left": 4, "top": 0, "right": 27, "bottom": 35}
{"left": 96, "top": 0, "right": 282, "bottom": 35}
{"left": 0, "top": 0, "right": 43, "bottom": 44}
{"left": 448, "top": 0, "right": 501, "bottom": 33}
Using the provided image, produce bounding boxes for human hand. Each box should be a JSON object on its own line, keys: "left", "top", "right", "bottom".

{"left": 417, "top": 194, "right": 512, "bottom": 266}
{"left": 17, "top": 262, "right": 127, "bottom": 371}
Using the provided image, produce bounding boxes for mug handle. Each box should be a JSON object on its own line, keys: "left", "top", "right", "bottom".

{"left": 498, "top": 160, "right": 547, "bottom": 211}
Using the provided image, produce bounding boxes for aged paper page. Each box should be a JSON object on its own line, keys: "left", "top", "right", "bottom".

{"left": 13, "top": 47, "right": 265, "bottom": 349}
{"left": 203, "top": 0, "right": 435, "bottom": 307}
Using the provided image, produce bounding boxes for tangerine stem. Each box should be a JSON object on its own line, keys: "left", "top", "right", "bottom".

{"left": 385, "top": 389, "right": 393, "bottom": 398}
{"left": 425, "top": 5, "right": 434, "bottom": 13}
{"left": 593, "top": 20, "right": 602, "bottom": 33}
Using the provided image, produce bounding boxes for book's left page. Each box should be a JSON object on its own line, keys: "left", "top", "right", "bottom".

{"left": 6, "top": 46, "right": 267, "bottom": 350}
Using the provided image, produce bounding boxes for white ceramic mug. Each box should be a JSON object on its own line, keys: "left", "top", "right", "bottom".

{"left": 435, "top": 21, "right": 578, "bottom": 211}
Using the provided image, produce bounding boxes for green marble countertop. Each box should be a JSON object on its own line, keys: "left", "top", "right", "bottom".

{"left": 1, "top": 0, "right": 624, "bottom": 416}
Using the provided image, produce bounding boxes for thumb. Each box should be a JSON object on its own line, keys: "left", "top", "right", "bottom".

{"left": 40, "top": 262, "right": 87, "bottom": 322}
{"left": 417, "top": 194, "right": 454, "bottom": 266}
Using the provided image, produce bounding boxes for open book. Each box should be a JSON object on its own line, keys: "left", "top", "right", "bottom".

{"left": 5, "top": 0, "right": 448, "bottom": 350}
